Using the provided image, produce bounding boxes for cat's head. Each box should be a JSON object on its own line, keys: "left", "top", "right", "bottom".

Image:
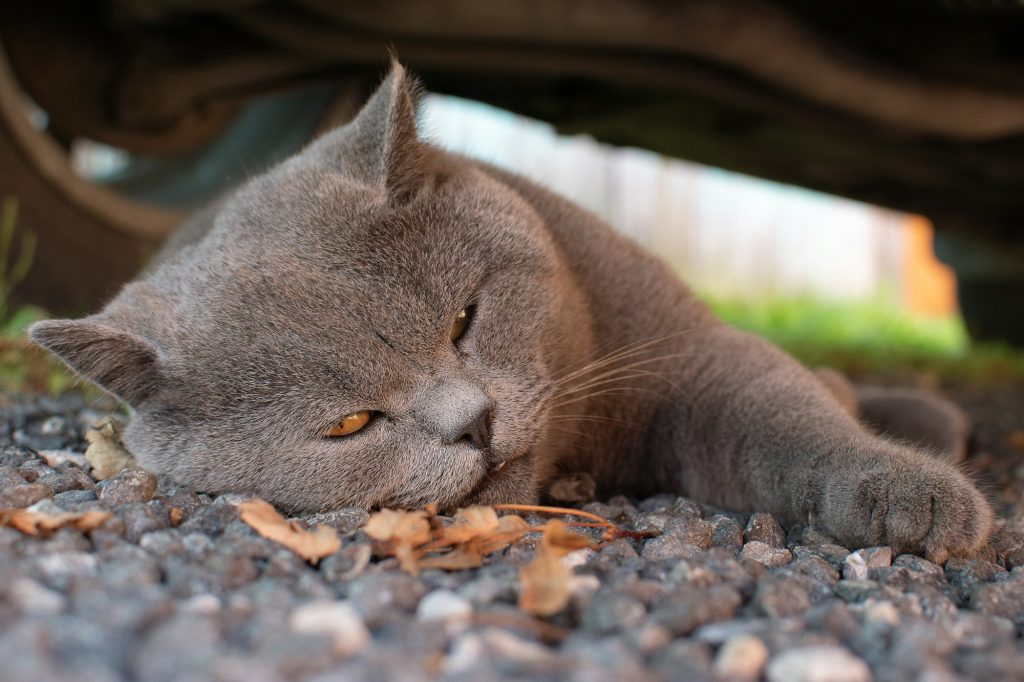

{"left": 30, "top": 64, "right": 593, "bottom": 512}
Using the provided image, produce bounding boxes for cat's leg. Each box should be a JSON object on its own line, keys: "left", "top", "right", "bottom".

{"left": 814, "top": 368, "right": 969, "bottom": 463}
{"left": 854, "top": 386, "right": 969, "bottom": 463}
{"left": 664, "top": 325, "right": 992, "bottom": 563}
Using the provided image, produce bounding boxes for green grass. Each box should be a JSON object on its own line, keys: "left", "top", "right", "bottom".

{"left": 0, "top": 196, "right": 78, "bottom": 396}
{"left": 704, "top": 294, "right": 1024, "bottom": 382}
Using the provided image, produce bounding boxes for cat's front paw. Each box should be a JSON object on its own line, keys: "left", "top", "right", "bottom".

{"left": 819, "top": 448, "right": 993, "bottom": 564}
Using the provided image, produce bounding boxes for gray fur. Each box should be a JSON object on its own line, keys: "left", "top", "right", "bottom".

{"left": 29, "top": 65, "right": 992, "bottom": 562}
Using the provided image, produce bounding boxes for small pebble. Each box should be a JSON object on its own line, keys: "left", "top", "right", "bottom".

{"left": 744, "top": 512, "right": 786, "bottom": 548}
{"left": 289, "top": 601, "right": 369, "bottom": 657}
{"left": 766, "top": 645, "right": 871, "bottom": 682}
{"left": 713, "top": 634, "right": 769, "bottom": 681}
{"left": 741, "top": 541, "right": 792, "bottom": 568}
{"left": 100, "top": 468, "right": 158, "bottom": 505}
{"left": 843, "top": 546, "right": 892, "bottom": 581}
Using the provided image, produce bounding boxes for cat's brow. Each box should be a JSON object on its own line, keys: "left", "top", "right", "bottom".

{"left": 374, "top": 330, "right": 395, "bottom": 350}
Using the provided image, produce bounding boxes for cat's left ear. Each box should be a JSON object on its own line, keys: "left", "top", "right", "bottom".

{"left": 28, "top": 317, "right": 162, "bottom": 406}
{"left": 345, "top": 61, "right": 427, "bottom": 203}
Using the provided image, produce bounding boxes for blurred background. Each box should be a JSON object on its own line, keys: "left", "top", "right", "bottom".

{"left": 2, "top": 0, "right": 1024, "bottom": 393}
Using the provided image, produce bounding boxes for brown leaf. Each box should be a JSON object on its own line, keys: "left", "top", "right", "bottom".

{"left": 0, "top": 508, "right": 111, "bottom": 536}
{"left": 363, "top": 508, "right": 433, "bottom": 574}
{"left": 518, "top": 520, "right": 590, "bottom": 617}
{"left": 1009, "top": 431, "right": 1024, "bottom": 453}
{"left": 84, "top": 417, "right": 137, "bottom": 480}
{"left": 238, "top": 498, "right": 340, "bottom": 563}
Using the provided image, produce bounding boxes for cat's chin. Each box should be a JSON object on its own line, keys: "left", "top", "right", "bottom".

{"left": 453, "top": 454, "right": 539, "bottom": 510}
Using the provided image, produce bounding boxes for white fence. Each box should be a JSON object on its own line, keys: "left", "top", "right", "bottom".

{"left": 421, "top": 94, "right": 910, "bottom": 304}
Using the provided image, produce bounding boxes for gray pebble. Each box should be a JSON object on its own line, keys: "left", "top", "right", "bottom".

{"left": 650, "top": 585, "right": 741, "bottom": 636}
{"left": 710, "top": 514, "right": 744, "bottom": 549}
{"left": 741, "top": 541, "right": 792, "bottom": 568}
{"left": 99, "top": 468, "right": 157, "bottom": 505}
{"left": 581, "top": 590, "right": 646, "bottom": 634}
{"left": 304, "top": 507, "right": 370, "bottom": 534}
{"left": 744, "top": 512, "right": 785, "bottom": 548}
{"left": 752, "top": 574, "right": 813, "bottom": 618}
{"left": 0, "top": 482, "right": 53, "bottom": 507}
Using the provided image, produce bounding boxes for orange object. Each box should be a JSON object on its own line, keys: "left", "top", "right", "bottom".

{"left": 903, "top": 216, "right": 957, "bottom": 317}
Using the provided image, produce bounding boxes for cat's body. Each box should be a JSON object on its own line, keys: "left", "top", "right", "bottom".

{"left": 32, "top": 66, "right": 992, "bottom": 562}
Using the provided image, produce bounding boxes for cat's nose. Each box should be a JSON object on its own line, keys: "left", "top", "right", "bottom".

{"left": 451, "top": 399, "right": 493, "bottom": 450}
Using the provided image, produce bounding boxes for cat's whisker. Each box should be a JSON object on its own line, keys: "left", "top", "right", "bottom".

{"left": 551, "top": 327, "right": 699, "bottom": 386}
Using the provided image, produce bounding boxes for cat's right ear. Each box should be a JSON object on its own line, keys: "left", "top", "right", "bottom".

{"left": 343, "top": 61, "right": 427, "bottom": 203}
{"left": 28, "top": 318, "right": 161, "bottom": 406}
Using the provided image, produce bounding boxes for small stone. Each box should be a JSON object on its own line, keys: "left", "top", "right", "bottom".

{"left": 120, "top": 502, "right": 171, "bottom": 542}
{"left": 581, "top": 591, "right": 646, "bottom": 634}
{"left": 741, "top": 541, "right": 792, "bottom": 568}
{"left": 650, "top": 585, "right": 741, "bottom": 636}
{"left": 100, "top": 468, "right": 158, "bottom": 505}
{"left": 792, "top": 544, "right": 851, "bottom": 571}
{"left": 744, "top": 512, "right": 785, "bottom": 548}
{"left": 766, "top": 645, "right": 871, "bottom": 682}
{"left": 710, "top": 515, "right": 744, "bottom": 549}
{"left": 38, "top": 449, "right": 89, "bottom": 469}
{"left": 752, "top": 575, "right": 812, "bottom": 618}
{"left": 843, "top": 546, "right": 892, "bottom": 581}
{"left": 304, "top": 507, "right": 370, "bottom": 534}
{"left": 416, "top": 589, "right": 473, "bottom": 630}
{"left": 0, "top": 482, "right": 53, "bottom": 507}
{"left": 51, "top": 489, "right": 98, "bottom": 509}
{"left": 641, "top": 533, "right": 703, "bottom": 561}
{"left": 8, "top": 577, "right": 66, "bottom": 615}
{"left": 0, "top": 445, "right": 44, "bottom": 468}
{"left": 893, "top": 553, "right": 946, "bottom": 577}
{"left": 39, "top": 415, "right": 66, "bottom": 436}
{"left": 944, "top": 558, "right": 1007, "bottom": 601}
{"left": 713, "top": 634, "right": 769, "bottom": 681}
{"left": 664, "top": 516, "right": 713, "bottom": 549}
{"left": 637, "top": 493, "right": 678, "bottom": 513}
{"left": 0, "top": 464, "right": 25, "bottom": 489}
{"left": 969, "top": 578, "right": 1024, "bottom": 625}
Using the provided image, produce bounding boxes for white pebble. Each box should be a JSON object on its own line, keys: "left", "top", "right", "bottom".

{"left": 443, "top": 633, "right": 485, "bottom": 675}
{"left": 290, "top": 600, "right": 369, "bottom": 657}
{"left": 843, "top": 547, "right": 892, "bottom": 581}
{"left": 417, "top": 590, "right": 472, "bottom": 621}
{"left": 9, "top": 578, "right": 65, "bottom": 616}
{"left": 714, "top": 634, "right": 769, "bottom": 680}
{"left": 767, "top": 645, "right": 872, "bottom": 682}
{"left": 180, "top": 594, "right": 221, "bottom": 615}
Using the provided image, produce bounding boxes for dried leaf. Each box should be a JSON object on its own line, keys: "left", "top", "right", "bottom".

{"left": 238, "top": 498, "right": 340, "bottom": 563}
{"left": 433, "top": 505, "right": 501, "bottom": 545}
{"left": 1009, "top": 431, "right": 1024, "bottom": 453}
{"left": 363, "top": 508, "right": 433, "bottom": 574}
{"left": 84, "top": 417, "right": 137, "bottom": 480}
{"left": 518, "top": 520, "right": 590, "bottom": 617}
{"left": 0, "top": 508, "right": 111, "bottom": 536}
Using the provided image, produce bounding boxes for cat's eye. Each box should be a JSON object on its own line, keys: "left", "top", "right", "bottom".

{"left": 450, "top": 305, "right": 475, "bottom": 343}
{"left": 325, "top": 411, "right": 371, "bottom": 437}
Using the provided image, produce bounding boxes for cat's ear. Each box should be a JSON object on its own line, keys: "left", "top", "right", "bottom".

{"left": 28, "top": 317, "right": 161, "bottom": 406}
{"left": 345, "top": 61, "right": 427, "bottom": 203}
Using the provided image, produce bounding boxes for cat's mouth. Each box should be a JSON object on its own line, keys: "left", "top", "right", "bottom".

{"left": 460, "top": 451, "right": 531, "bottom": 505}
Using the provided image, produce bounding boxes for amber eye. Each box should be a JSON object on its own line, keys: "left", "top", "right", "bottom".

{"left": 450, "top": 306, "right": 474, "bottom": 343}
{"left": 325, "top": 411, "right": 371, "bottom": 437}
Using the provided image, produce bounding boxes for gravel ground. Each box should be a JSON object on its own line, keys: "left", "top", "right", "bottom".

{"left": 1, "top": 381, "right": 1023, "bottom": 682}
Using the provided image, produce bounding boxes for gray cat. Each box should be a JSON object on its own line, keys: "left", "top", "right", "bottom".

{"left": 30, "top": 65, "right": 992, "bottom": 563}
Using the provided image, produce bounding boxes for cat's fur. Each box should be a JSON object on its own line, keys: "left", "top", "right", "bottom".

{"left": 30, "top": 65, "right": 993, "bottom": 562}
